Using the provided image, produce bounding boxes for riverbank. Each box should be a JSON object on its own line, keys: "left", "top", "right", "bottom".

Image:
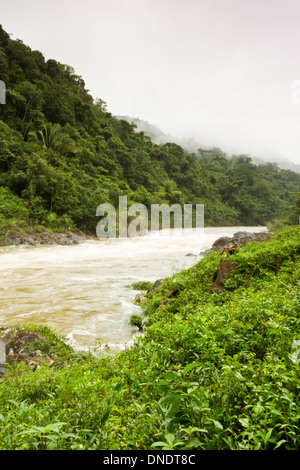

{"left": 0, "top": 225, "right": 299, "bottom": 450}
{"left": 0, "top": 227, "right": 273, "bottom": 365}
{"left": 0, "top": 224, "right": 270, "bottom": 248}
{"left": 0, "top": 226, "right": 269, "bottom": 351}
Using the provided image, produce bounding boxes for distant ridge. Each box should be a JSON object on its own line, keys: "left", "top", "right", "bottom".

{"left": 116, "top": 115, "right": 204, "bottom": 154}
{"left": 117, "top": 115, "right": 300, "bottom": 173}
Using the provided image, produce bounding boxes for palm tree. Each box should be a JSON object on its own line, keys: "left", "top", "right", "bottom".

{"left": 29, "top": 123, "right": 78, "bottom": 154}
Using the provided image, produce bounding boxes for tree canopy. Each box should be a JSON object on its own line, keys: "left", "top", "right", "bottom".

{"left": 0, "top": 24, "right": 299, "bottom": 236}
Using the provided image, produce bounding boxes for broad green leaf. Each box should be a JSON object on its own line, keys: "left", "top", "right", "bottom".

{"left": 239, "top": 418, "right": 249, "bottom": 428}
{"left": 183, "top": 362, "right": 198, "bottom": 374}
{"left": 213, "top": 420, "right": 223, "bottom": 430}
{"left": 274, "top": 439, "right": 288, "bottom": 449}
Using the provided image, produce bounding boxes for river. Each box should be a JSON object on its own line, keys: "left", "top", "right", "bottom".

{"left": 0, "top": 226, "right": 266, "bottom": 352}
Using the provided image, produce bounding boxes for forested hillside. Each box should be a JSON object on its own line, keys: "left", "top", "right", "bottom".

{"left": 0, "top": 24, "right": 299, "bottom": 237}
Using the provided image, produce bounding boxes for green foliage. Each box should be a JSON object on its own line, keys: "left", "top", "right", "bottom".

{"left": 286, "top": 187, "right": 300, "bottom": 225}
{"left": 0, "top": 186, "right": 28, "bottom": 226}
{"left": 129, "top": 281, "right": 152, "bottom": 290}
{"left": 0, "top": 25, "right": 300, "bottom": 448}
{"left": 0, "top": 24, "right": 299, "bottom": 241}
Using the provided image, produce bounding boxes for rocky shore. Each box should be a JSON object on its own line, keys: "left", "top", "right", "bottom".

{"left": 0, "top": 326, "right": 60, "bottom": 379}
{"left": 200, "top": 229, "right": 271, "bottom": 256}
{"left": 133, "top": 229, "right": 272, "bottom": 303}
{"left": 0, "top": 228, "right": 273, "bottom": 377}
{"left": 0, "top": 228, "right": 96, "bottom": 247}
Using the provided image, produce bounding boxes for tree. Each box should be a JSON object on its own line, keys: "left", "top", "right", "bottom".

{"left": 288, "top": 187, "right": 300, "bottom": 225}
{"left": 29, "top": 123, "right": 78, "bottom": 154}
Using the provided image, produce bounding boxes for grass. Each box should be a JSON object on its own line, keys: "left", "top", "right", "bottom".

{"left": 0, "top": 225, "right": 299, "bottom": 449}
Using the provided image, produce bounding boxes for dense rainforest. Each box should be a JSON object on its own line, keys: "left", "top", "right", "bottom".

{"left": 0, "top": 24, "right": 299, "bottom": 239}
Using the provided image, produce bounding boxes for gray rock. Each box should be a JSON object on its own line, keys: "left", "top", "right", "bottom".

{"left": 147, "top": 279, "right": 165, "bottom": 293}
{"left": 212, "top": 231, "right": 270, "bottom": 252}
{"left": 212, "top": 236, "right": 232, "bottom": 251}
{"left": 200, "top": 248, "right": 213, "bottom": 256}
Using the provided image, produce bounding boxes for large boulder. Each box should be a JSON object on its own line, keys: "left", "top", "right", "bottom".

{"left": 232, "top": 231, "right": 256, "bottom": 246}
{"left": 212, "top": 236, "right": 232, "bottom": 251}
{"left": 213, "top": 260, "right": 236, "bottom": 291}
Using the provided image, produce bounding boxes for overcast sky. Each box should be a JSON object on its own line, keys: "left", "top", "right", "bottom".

{"left": 2, "top": 0, "right": 300, "bottom": 165}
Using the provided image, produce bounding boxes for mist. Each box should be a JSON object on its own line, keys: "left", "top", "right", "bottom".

{"left": 117, "top": 115, "right": 300, "bottom": 173}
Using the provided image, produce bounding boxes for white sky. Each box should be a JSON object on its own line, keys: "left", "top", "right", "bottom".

{"left": 2, "top": 0, "right": 300, "bottom": 165}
